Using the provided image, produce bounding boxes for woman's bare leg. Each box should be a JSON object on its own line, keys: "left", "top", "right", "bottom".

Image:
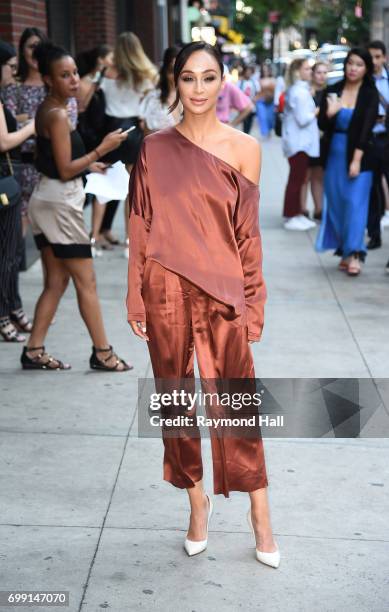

{"left": 21, "top": 215, "right": 29, "bottom": 238}
{"left": 28, "top": 246, "right": 70, "bottom": 349}
{"left": 62, "top": 257, "right": 128, "bottom": 369}
{"left": 62, "top": 257, "right": 108, "bottom": 346}
{"left": 186, "top": 480, "right": 209, "bottom": 541}
{"left": 249, "top": 487, "right": 277, "bottom": 552}
{"left": 91, "top": 197, "right": 107, "bottom": 240}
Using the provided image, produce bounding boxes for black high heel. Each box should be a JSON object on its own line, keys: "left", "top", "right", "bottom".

{"left": 21, "top": 346, "right": 71, "bottom": 370}
{"left": 90, "top": 345, "right": 133, "bottom": 371}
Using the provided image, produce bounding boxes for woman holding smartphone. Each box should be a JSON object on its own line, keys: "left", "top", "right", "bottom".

{"left": 21, "top": 41, "right": 131, "bottom": 371}
{"left": 3, "top": 28, "right": 78, "bottom": 238}
{"left": 316, "top": 49, "right": 378, "bottom": 275}
{"left": 127, "top": 42, "right": 279, "bottom": 568}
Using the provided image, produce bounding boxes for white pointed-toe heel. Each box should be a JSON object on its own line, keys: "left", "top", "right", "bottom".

{"left": 184, "top": 493, "right": 213, "bottom": 557}
{"left": 247, "top": 509, "right": 280, "bottom": 568}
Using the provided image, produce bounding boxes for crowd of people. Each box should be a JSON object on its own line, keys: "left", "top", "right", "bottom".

{"left": 0, "top": 26, "right": 388, "bottom": 365}
{"left": 277, "top": 43, "right": 389, "bottom": 277}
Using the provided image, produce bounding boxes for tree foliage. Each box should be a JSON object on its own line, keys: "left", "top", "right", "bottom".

{"left": 307, "top": 0, "right": 373, "bottom": 46}
{"left": 234, "top": 0, "right": 305, "bottom": 57}
{"left": 234, "top": 0, "right": 373, "bottom": 57}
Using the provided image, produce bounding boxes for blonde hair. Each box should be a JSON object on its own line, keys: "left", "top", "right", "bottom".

{"left": 114, "top": 31, "right": 158, "bottom": 89}
{"left": 312, "top": 61, "right": 329, "bottom": 74}
{"left": 285, "top": 58, "right": 308, "bottom": 87}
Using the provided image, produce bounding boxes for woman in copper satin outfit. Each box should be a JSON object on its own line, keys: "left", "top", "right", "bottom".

{"left": 127, "top": 42, "right": 280, "bottom": 566}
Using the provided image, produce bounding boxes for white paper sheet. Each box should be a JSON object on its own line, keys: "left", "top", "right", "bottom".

{"left": 84, "top": 161, "right": 130, "bottom": 204}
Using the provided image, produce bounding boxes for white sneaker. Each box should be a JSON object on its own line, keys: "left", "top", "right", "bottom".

{"left": 284, "top": 216, "right": 309, "bottom": 231}
{"left": 297, "top": 214, "right": 316, "bottom": 229}
{"left": 381, "top": 211, "right": 389, "bottom": 229}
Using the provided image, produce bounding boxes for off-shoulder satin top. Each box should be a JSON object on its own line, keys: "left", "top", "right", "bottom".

{"left": 126, "top": 126, "right": 267, "bottom": 341}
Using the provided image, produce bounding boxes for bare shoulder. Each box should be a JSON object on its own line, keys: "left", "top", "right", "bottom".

{"left": 38, "top": 105, "right": 71, "bottom": 139}
{"left": 221, "top": 124, "right": 260, "bottom": 153}
{"left": 46, "top": 106, "right": 69, "bottom": 126}
{"left": 223, "top": 126, "right": 261, "bottom": 182}
{"left": 236, "top": 130, "right": 260, "bottom": 156}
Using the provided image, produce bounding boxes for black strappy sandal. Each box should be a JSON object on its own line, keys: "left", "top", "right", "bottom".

{"left": 90, "top": 345, "right": 133, "bottom": 372}
{"left": 10, "top": 309, "right": 33, "bottom": 333}
{"left": 0, "top": 318, "right": 26, "bottom": 343}
{"left": 21, "top": 346, "right": 71, "bottom": 370}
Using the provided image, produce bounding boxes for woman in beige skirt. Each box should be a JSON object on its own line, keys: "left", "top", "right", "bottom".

{"left": 21, "top": 41, "right": 132, "bottom": 371}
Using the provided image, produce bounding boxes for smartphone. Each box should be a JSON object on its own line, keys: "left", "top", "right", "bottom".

{"left": 121, "top": 126, "right": 136, "bottom": 135}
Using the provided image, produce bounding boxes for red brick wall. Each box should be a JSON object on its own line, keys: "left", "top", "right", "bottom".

{"left": 73, "top": 0, "right": 117, "bottom": 52}
{"left": 129, "top": 1, "right": 158, "bottom": 63}
{"left": 0, "top": 0, "right": 47, "bottom": 48}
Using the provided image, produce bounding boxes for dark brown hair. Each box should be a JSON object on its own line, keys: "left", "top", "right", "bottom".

{"left": 17, "top": 27, "right": 48, "bottom": 81}
{"left": 344, "top": 47, "right": 374, "bottom": 87}
{"left": 168, "top": 41, "right": 224, "bottom": 113}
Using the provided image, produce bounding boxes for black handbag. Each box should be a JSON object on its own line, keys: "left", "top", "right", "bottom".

{"left": 101, "top": 115, "right": 143, "bottom": 165}
{"left": 0, "top": 152, "right": 22, "bottom": 213}
{"left": 78, "top": 87, "right": 107, "bottom": 152}
{"left": 274, "top": 112, "right": 283, "bottom": 137}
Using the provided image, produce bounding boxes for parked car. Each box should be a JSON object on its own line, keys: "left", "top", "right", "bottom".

{"left": 326, "top": 70, "right": 344, "bottom": 85}
{"left": 330, "top": 50, "right": 349, "bottom": 71}
{"left": 288, "top": 48, "right": 316, "bottom": 66}
{"left": 316, "top": 44, "right": 349, "bottom": 85}
{"left": 317, "top": 44, "right": 349, "bottom": 64}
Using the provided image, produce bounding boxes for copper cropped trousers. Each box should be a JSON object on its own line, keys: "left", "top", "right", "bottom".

{"left": 143, "top": 259, "right": 268, "bottom": 498}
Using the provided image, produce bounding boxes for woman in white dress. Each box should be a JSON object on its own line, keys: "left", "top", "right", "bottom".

{"left": 99, "top": 32, "right": 158, "bottom": 254}
{"left": 99, "top": 32, "right": 157, "bottom": 170}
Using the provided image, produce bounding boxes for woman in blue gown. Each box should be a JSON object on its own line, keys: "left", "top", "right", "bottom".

{"left": 316, "top": 48, "right": 378, "bottom": 275}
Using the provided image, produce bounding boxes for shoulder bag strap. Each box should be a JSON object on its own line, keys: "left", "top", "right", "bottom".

{"left": 5, "top": 152, "right": 14, "bottom": 176}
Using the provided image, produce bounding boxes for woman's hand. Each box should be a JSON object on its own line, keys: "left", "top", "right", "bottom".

{"left": 349, "top": 159, "right": 361, "bottom": 178}
{"left": 89, "top": 161, "right": 109, "bottom": 174}
{"left": 99, "top": 128, "right": 129, "bottom": 155}
{"left": 326, "top": 95, "right": 342, "bottom": 118}
{"left": 129, "top": 320, "right": 149, "bottom": 341}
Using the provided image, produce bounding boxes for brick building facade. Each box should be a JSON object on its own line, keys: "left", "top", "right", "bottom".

{"left": 0, "top": 0, "right": 47, "bottom": 48}
{"left": 0, "top": 0, "right": 185, "bottom": 64}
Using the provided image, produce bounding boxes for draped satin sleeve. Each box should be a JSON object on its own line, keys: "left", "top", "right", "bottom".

{"left": 126, "top": 141, "right": 152, "bottom": 321}
{"left": 234, "top": 181, "right": 266, "bottom": 341}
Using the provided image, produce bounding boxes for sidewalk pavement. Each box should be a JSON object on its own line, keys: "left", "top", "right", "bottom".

{"left": 1, "top": 135, "right": 388, "bottom": 612}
